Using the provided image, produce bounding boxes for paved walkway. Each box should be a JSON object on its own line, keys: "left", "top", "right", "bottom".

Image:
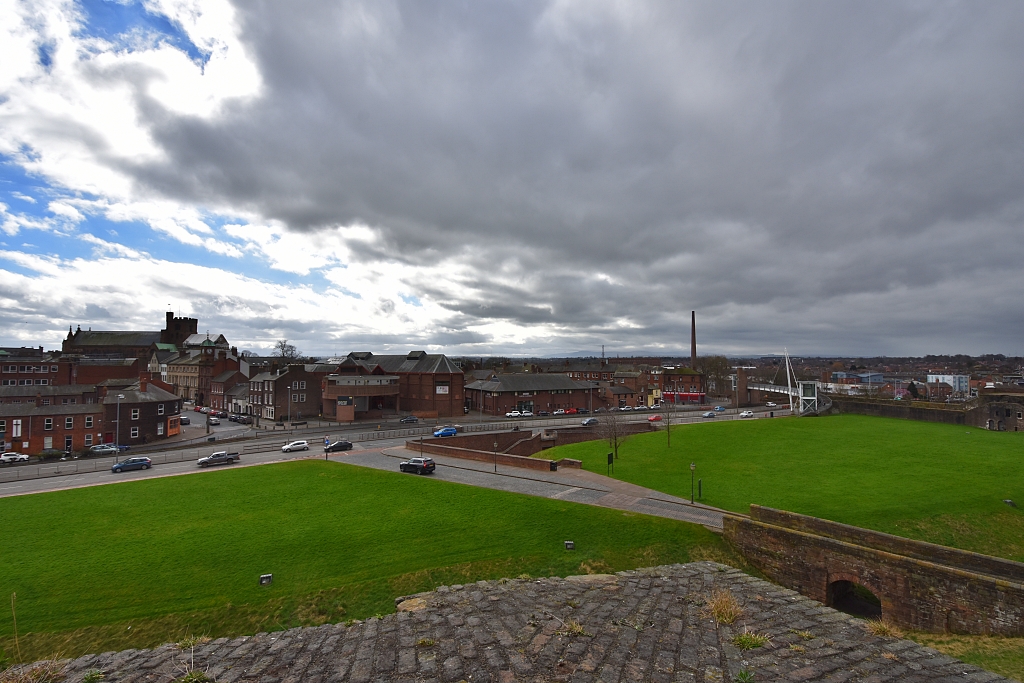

{"left": 31, "top": 562, "right": 1007, "bottom": 682}
{"left": 344, "top": 447, "right": 728, "bottom": 530}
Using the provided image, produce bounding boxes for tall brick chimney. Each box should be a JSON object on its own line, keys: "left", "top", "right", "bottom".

{"left": 690, "top": 311, "right": 697, "bottom": 369}
{"left": 140, "top": 375, "right": 148, "bottom": 393}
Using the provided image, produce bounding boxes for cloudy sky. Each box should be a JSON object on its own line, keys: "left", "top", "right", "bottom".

{"left": 2, "top": 1, "right": 1023, "bottom": 358}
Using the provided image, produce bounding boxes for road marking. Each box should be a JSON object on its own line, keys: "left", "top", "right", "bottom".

{"left": 0, "top": 485, "right": 25, "bottom": 490}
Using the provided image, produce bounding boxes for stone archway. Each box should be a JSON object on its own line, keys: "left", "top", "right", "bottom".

{"left": 826, "top": 573, "right": 883, "bottom": 619}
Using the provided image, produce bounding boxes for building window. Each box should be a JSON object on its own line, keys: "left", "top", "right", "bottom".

{"left": 300, "top": 381, "right": 306, "bottom": 390}
{"left": 130, "top": 427, "right": 139, "bottom": 439}
{"left": 157, "top": 422, "right": 164, "bottom": 436}
{"left": 85, "top": 416, "right": 93, "bottom": 428}
{"left": 300, "top": 394, "right": 306, "bottom": 402}
{"left": 158, "top": 403, "right": 164, "bottom": 415}
{"left": 44, "top": 436, "right": 52, "bottom": 449}
{"left": 65, "top": 417, "right": 74, "bottom": 429}
{"left": 11, "top": 419, "right": 20, "bottom": 438}
{"left": 0, "top": 419, "right": 5, "bottom": 433}
{"left": 44, "top": 418, "right": 53, "bottom": 430}
{"left": 85, "top": 434, "right": 93, "bottom": 446}
{"left": 292, "top": 393, "right": 299, "bottom": 402}
{"left": 51, "top": 365, "right": 58, "bottom": 372}
{"left": 131, "top": 408, "right": 140, "bottom": 420}
{"left": 42, "top": 398, "right": 50, "bottom": 406}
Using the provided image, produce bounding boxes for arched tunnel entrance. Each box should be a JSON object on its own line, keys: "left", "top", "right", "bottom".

{"left": 827, "top": 580, "right": 882, "bottom": 619}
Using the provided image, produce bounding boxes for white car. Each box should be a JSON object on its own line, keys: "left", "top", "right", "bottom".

{"left": 766, "top": 402, "right": 777, "bottom": 407}
{"left": 505, "top": 411, "right": 522, "bottom": 418}
{"left": 739, "top": 410, "right": 755, "bottom": 418}
{"left": 520, "top": 410, "right": 534, "bottom": 417}
{"left": 0, "top": 452, "right": 29, "bottom": 463}
{"left": 282, "top": 440, "right": 309, "bottom": 452}
{"left": 553, "top": 409, "right": 565, "bottom": 416}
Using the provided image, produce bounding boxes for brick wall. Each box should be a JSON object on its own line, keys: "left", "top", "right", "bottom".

{"left": 405, "top": 439, "right": 556, "bottom": 471}
{"left": 724, "top": 505, "right": 1024, "bottom": 635}
{"left": 831, "top": 398, "right": 968, "bottom": 425}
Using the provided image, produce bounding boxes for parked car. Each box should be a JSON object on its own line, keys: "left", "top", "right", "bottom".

{"left": 193, "top": 406, "right": 203, "bottom": 412}
{"left": 739, "top": 410, "right": 755, "bottom": 418}
{"left": 702, "top": 411, "right": 716, "bottom": 418}
{"left": 179, "top": 415, "right": 191, "bottom": 425}
{"left": 238, "top": 416, "right": 253, "bottom": 425}
{"left": 281, "top": 440, "right": 309, "bottom": 452}
{"left": 714, "top": 406, "right": 726, "bottom": 412}
{"left": 634, "top": 405, "right": 647, "bottom": 411}
{"left": 618, "top": 406, "right": 631, "bottom": 412}
{"left": 198, "top": 451, "right": 239, "bottom": 467}
{"left": 228, "top": 414, "right": 238, "bottom": 422}
{"left": 111, "top": 456, "right": 152, "bottom": 473}
{"left": 0, "top": 452, "right": 29, "bottom": 463}
{"left": 582, "top": 417, "right": 599, "bottom": 426}
{"left": 399, "top": 457, "right": 436, "bottom": 474}
{"left": 325, "top": 440, "right": 353, "bottom": 453}
{"left": 537, "top": 410, "right": 550, "bottom": 416}
{"left": 200, "top": 407, "right": 210, "bottom": 413}
{"left": 565, "top": 408, "right": 578, "bottom": 415}
{"left": 400, "top": 415, "right": 419, "bottom": 424}
{"left": 647, "top": 415, "right": 663, "bottom": 422}
{"left": 433, "top": 427, "right": 458, "bottom": 437}
{"left": 578, "top": 408, "right": 590, "bottom": 414}
{"left": 116, "top": 444, "right": 131, "bottom": 452}
{"left": 766, "top": 402, "right": 777, "bottom": 408}
{"left": 89, "top": 444, "right": 119, "bottom": 456}
{"left": 521, "top": 410, "right": 534, "bottom": 417}
{"left": 208, "top": 417, "right": 221, "bottom": 425}
{"left": 505, "top": 410, "right": 522, "bottom": 418}
{"left": 553, "top": 409, "right": 565, "bottom": 416}
{"left": 594, "top": 407, "right": 606, "bottom": 413}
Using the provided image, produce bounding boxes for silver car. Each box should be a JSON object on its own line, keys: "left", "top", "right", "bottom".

{"left": 282, "top": 440, "right": 309, "bottom": 452}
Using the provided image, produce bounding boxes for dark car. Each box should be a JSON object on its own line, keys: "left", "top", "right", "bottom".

{"left": 238, "top": 415, "right": 253, "bottom": 425}
{"left": 399, "top": 457, "right": 436, "bottom": 474}
{"left": 179, "top": 415, "right": 191, "bottom": 425}
{"left": 702, "top": 411, "right": 716, "bottom": 418}
{"left": 111, "top": 457, "right": 152, "bottom": 473}
{"left": 578, "top": 408, "right": 590, "bottom": 414}
{"left": 537, "top": 410, "right": 550, "bottom": 416}
{"left": 197, "top": 451, "right": 239, "bottom": 467}
{"left": 399, "top": 415, "right": 419, "bottom": 424}
{"left": 582, "top": 417, "right": 599, "bottom": 426}
{"left": 325, "top": 440, "right": 353, "bottom": 453}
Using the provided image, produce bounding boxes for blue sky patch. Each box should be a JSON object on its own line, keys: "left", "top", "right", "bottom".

{"left": 75, "top": 0, "right": 211, "bottom": 67}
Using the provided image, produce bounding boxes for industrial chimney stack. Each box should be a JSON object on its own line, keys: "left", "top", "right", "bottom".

{"left": 690, "top": 311, "right": 697, "bottom": 369}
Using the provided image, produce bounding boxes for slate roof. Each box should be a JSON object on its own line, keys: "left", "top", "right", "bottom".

{"left": 0, "top": 403, "right": 103, "bottom": 417}
{"left": 0, "top": 385, "right": 96, "bottom": 398}
{"left": 212, "top": 370, "right": 244, "bottom": 383}
{"left": 69, "top": 330, "right": 161, "bottom": 347}
{"left": 225, "top": 384, "right": 249, "bottom": 399}
{"left": 346, "top": 351, "right": 461, "bottom": 374}
{"left": 465, "top": 374, "right": 594, "bottom": 393}
{"left": 100, "top": 383, "right": 179, "bottom": 404}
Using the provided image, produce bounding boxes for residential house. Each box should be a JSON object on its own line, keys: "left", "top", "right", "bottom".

{"left": 100, "top": 377, "right": 183, "bottom": 445}
{"left": 0, "top": 400, "right": 105, "bottom": 454}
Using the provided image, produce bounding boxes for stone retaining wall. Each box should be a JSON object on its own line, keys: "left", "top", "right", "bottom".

{"left": 724, "top": 506, "right": 1024, "bottom": 635}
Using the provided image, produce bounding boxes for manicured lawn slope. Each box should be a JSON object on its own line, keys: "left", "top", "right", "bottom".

{"left": 0, "top": 459, "right": 730, "bottom": 661}
{"left": 548, "top": 414, "right": 1024, "bottom": 561}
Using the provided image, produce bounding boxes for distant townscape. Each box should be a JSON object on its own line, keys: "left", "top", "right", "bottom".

{"left": 1, "top": 311, "right": 1023, "bottom": 456}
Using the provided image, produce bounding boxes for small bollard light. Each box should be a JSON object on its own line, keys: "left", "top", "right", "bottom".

{"left": 259, "top": 573, "right": 273, "bottom": 586}
{"left": 564, "top": 541, "right": 575, "bottom": 550}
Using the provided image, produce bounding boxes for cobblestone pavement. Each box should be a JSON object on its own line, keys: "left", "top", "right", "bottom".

{"left": 29, "top": 562, "right": 1006, "bottom": 683}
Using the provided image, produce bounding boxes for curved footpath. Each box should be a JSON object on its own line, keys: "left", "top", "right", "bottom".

{"left": 16, "top": 562, "right": 1006, "bottom": 682}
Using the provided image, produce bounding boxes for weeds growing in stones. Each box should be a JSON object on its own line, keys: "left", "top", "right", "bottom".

{"left": 882, "top": 652, "right": 899, "bottom": 661}
{"left": 0, "top": 656, "right": 66, "bottom": 683}
{"left": 81, "top": 672, "right": 104, "bottom": 683}
{"left": 555, "top": 619, "right": 593, "bottom": 638}
{"left": 700, "top": 590, "right": 742, "bottom": 625}
{"left": 791, "top": 630, "right": 815, "bottom": 640}
{"left": 175, "top": 635, "right": 210, "bottom": 651}
{"left": 866, "top": 619, "right": 905, "bottom": 639}
{"left": 416, "top": 638, "right": 435, "bottom": 648}
{"left": 732, "top": 630, "right": 772, "bottom": 650}
{"left": 734, "top": 669, "right": 755, "bottom": 682}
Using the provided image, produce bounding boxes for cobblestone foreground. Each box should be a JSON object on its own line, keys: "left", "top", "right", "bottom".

{"left": 31, "top": 562, "right": 1006, "bottom": 683}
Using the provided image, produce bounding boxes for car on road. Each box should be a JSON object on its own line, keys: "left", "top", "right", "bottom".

{"left": 618, "top": 406, "right": 631, "bottom": 411}
{"left": 433, "top": 426, "right": 458, "bottom": 437}
{"left": 594, "top": 407, "right": 605, "bottom": 413}
{"left": 111, "top": 456, "right": 152, "bottom": 473}
{"left": 633, "top": 405, "right": 646, "bottom": 411}
{"left": 702, "top": 411, "right": 716, "bottom": 418}
{"left": 578, "top": 408, "right": 590, "bottom": 414}
{"left": 521, "top": 410, "right": 534, "bottom": 417}
{"left": 740, "top": 410, "right": 755, "bottom": 418}
{"left": 565, "top": 408, "right": 578, "bottom": 415}
{"left": 582, "top": 417, "right": 599, "bottom": 426}
{"left": 714, "top": 406, "right": 726, "bottom": 412}
{"left": 89, "top": 444, "right": 119, "bottom": 456}
{"left": 193, "top": 406, "right": 202, "bottom": 412}
{"left": 179, "top": 415, "right": 191, "bottom": 425}
{"left": 208, "top": 417, "right": 221, "bottom": 425}
{"left": 200, "top": 407, "right": 210, "bottom": 413}
{"left": 281, "top": 440, "right": 309, "bottom": 452}
{"left": 647, "top": 414, "right": 663, "bottom": 422}
{"left": 399, "top": 457, "right": 436, "bottom": 474}
{"left": 766, "top": 402, "right": 777, "bottom": 407}
{"left": 400, "top": 415, "right": 419, "bottom": 424}
{"left": 0, "top": 452, "right": 29, "bottom": 463}
{"left": 238, "top": 416, "right": 253, "bottom": 425}
{"left": 324, "top": 440, "right": 353, "bottom": 453}
{"left": 537, "top": 410, "right": 550, "bottom": 416}
{"left": 553, "top": 409, "right": 565, "bottom": 416}
{"left": 198, "top": 451, "right": 240, "bottom": 467}
{"left": 505, "top": 410, "right": 522, "bottom": 418}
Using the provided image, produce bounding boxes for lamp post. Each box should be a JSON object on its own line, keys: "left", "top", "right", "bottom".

{"left": 115, "top": 393, "right": 125, "bottom": 453}
{"left": 690, "top": 462, "right": 696, "bottom": 504}
{"left": 493, "top": 440, "right": 498, "bottom": 473}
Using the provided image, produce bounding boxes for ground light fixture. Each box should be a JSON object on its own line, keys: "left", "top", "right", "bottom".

{"left": 564, "top": 541, "right": 575, "bottom": 550}
{"left": 259, "top": 574, "right": 273, "bottom": 586}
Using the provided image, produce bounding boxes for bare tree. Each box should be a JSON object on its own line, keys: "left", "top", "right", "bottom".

{"left": 662, "top": 400, "right": 673, "bottom": 448}
{"left": 275, "top": 339, "right": 300, "bottom": 360}
{"left": 599, "top": 409, "right": 624, "bottom": 460}
{"left": 695, "top": 355, "right": 730, "bottom": 397}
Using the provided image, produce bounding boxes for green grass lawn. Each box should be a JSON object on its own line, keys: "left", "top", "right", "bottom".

{"left": 549, "top": 413, "right": 1024, "bottom": 561}
{"left": 0, "top": 459, "right": 732, "bottom": 663}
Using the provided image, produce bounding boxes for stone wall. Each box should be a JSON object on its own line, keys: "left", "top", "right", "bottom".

{"left": 724, "top": 505, "right": 1024, "bottom": 635}
{"left": 830, "top": 398, "right": 968, "bottom": 425}
{"left": 406, "top": 439, "right": 556, "bottom": 471}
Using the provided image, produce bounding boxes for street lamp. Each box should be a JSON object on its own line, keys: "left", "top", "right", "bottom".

{"left": 493, "top": 440, "right": 498, "bottom": 473}
{"left": 690, "top": 462, "right": 696, "bottom": 504}
{"left": 115, "top": 394, "right": 125, "bottom": 451}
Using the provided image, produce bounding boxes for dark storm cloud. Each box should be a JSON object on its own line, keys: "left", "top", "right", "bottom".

{"left": 119, "top": 0, "right": 1024, "bottom": 354}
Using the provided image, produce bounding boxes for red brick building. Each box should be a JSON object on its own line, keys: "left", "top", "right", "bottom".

{"left": 99, "top": 377, "right": 183, "bottom": 446}
{"left": 464, "top": 374, "right": 598, "bottom": 416}
{"left": 210, "top": 370, "right": 248, "bottom": 411}
{"left": 0, "top": 401, "right": 105, "bottom": 454}
{"left": 345, "top": 351, "right": 465, "bottom": 418}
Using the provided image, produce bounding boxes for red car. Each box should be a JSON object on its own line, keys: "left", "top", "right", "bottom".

{"left": 648, "top": 414, "right": 663, "bottom": 422}
{"left": 565, "top": 408, "right": 578, "bottom": 415}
